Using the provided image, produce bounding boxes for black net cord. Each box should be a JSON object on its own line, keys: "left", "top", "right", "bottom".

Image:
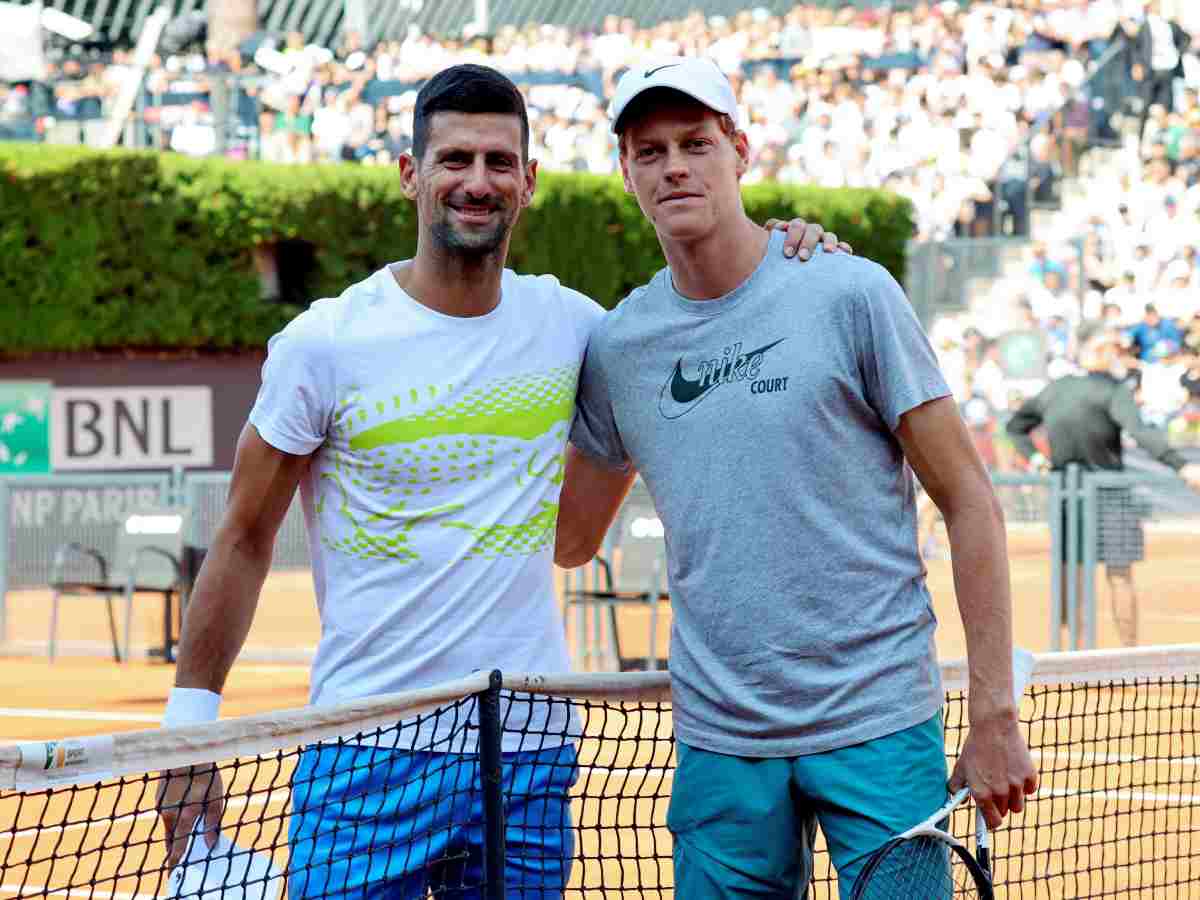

{"left": 478, "top": 669, "right": 506, "bottom": 900}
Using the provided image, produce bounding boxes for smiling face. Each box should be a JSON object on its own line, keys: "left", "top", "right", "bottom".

{"left": 618, "top": 92, "right": 750, "bottom": 245}
{"left": 399, "top": 111, "right": 536, "bottom": 259}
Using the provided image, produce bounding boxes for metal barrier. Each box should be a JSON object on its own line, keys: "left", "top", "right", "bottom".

{"left": 904, "top": 236, "right": 1086, "bottom": 328}
{"left": 991, "top": 471, "right": 1055, "bottom": 526}
{"left": 181, "top": 471, "right": 310, "bottom": 570}
{"left": 0, "top": 473, "right": 173, "bottom": 642}
{"left": 0, "top": 464, "right": 1188, "bottom": 657}
{"left": 1072, "top": 467, "right": 1187, "bottom": 652}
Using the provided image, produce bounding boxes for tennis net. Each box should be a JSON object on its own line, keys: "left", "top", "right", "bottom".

{"left": 1, "top": 646, "right": 1198, "bottom": 898}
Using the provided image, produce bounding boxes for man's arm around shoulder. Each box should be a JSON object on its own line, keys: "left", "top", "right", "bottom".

{"left": 897, "top": 396, "right": 1038, "bottom": 829}
{"left": 555, "top": 444, "right": 636, "bottom": 569}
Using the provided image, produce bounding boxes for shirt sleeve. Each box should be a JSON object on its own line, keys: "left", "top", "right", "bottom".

{"left": 248, "top": 302, "right": 336, "bottom": 455}
{"left": 853, "top": 261, "right": 953, "bottom": 431}
{"left": 569, "top": 338, "right": 632, "bottom": 471}
{"left": 1108, "top": 382, "right": 1188, "bottom": 472}
{"left": 1005, "top": 386, "right": 1049, "bottom": 463}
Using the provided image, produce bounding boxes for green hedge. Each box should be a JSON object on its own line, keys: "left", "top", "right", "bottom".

{"left": 0, "top": 143, "right": 913, "bottom": 354}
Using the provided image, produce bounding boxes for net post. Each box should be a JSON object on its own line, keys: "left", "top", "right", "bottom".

{"left": 1065, "top": 464, "right": 1081, "bottom": 650}
{"left": 1049, "top": 469, "right": 1064, "bottom": 651}
{"left": 1081, "top": 471, "right": 1099, "bottom": 650}
{"left": 479, "top": 668, "right": 506, "bottom": 900}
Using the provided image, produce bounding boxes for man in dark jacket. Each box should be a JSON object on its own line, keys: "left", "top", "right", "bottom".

{"left": 1131, "top": 0, "right": 1193, "bottom": 136}
{"left": 1007, "top": 331, "right": 1200, "bottom": 647}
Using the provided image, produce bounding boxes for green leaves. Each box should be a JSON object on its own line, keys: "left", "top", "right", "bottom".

{"left": 0, "top": 143, "right": 912, "bottom": 353}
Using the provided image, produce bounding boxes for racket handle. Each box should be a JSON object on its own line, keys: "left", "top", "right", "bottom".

{"left": 975, "top": 805, "right": 991, "bottom": 874}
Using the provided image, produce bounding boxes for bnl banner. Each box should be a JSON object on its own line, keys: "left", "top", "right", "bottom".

{"left": 0, "top": 383, "right": 213, "bottom": 474}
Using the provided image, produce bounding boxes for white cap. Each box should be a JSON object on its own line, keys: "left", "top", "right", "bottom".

{"left": 608, "top": 57, "right": 738, "bottom": 134}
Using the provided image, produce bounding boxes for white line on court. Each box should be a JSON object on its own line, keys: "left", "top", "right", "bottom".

{"left": 1141, "top": 613, "right": 1200, "bottom": 624}
{"left": 1032, "top": 748, "right": 1200, "bottom": 766}
{"left": 0, "top": 708, "right": 162, "bottom": 723}
{"left": 0, "top": 885, "right": 156, "bottom": 900}
{"left": 1036, "top": 785, "right": 1200, "bottom": 805}
{"left": 0, "top": 790, "right": 288, "bottom": 842}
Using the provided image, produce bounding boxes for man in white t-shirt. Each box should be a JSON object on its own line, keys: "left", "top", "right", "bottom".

{"left": 153, "top": 63, "right": 846, "bottom": 899}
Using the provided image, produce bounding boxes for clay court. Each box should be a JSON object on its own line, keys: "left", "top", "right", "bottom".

{"left": 0, "top": 522, "right": 1197, "bottom": 898}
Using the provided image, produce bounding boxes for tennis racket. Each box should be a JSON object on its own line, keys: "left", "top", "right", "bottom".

{"left": 848, "top": 786, "right": 992, "bottom": 900}
{"left": 850, "top": 647, "right": 1035, "bottom": 900}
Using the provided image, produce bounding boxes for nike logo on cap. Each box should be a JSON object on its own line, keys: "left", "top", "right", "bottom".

{"left": 644, "top": 63, "right": 681, "bottom": 78}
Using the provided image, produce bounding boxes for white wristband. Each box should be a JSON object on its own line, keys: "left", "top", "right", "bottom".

{"left": 163, "top": 687, "right": 221, "bottom": 728}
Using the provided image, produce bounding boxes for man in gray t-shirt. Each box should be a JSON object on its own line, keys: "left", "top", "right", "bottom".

{"left": 555, "top": 57, "right": 1037, "bottom": 898}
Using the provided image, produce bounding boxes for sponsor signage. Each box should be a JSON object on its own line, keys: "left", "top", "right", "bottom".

{"left": 0, "top": 381, "right": 52, "bottom": 475}
{"left": 52, "top": 387, "right": 213, "bottom": 470}
{"left": 8, "top": 485, "right": 162, "bottom": 528}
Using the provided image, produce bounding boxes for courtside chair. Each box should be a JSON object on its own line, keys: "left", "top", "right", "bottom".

{"left": 563, "top": 479, "right": 670, "bottom": 672}
{"left": 48, "top": 506, "right": 191, "bottom": 662}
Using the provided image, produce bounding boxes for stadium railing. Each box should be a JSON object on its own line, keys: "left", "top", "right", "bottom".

{"left": 0, "top": 464, "right": 1187, "bottom": 655}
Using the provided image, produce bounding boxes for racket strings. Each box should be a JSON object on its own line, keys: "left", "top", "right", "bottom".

{"left": 859, "top": 835, "right": 981, "bottom": 899}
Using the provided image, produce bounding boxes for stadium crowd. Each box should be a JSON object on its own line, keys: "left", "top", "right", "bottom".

{"left": 4, "top": 1, "right": 1199, "bottom": 454}
{"left": 931, "top": 9, "right": 1200, "bottom": 467}
{"left": 5, "top": 1, "right": 1194, "bottom": 238}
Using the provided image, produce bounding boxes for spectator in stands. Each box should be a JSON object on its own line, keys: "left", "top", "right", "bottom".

{"left": 1126, "top": 303, "right": 1184, "bottom": 363}
{"left": 1030, "top": 269, "right": 1079, "bottom": 329}
{"left": 1098, "top": 301, "right": 1127, "bottom": 329}
{"left": 1105, "top": 271, "right": 1145, "bottom": 323}
{"left": 1131, "top": 0, "right": 1192, "bottom": 137}
{"left": 1184, "top": 310, "right": 1200, "bottom": 354}
{"left": 1158, "top": 259, "right": 1198, "bottom": 323}
{"left": 311, "top": 88, "right": 352, "bottom": 161}
{"left": 1028, "top": 240, "right": 1068, "bottom": 281}
{"left": 1127, "top": 239, "right": 1161, "bottom": 294}
{"left": 267, "top": 93, "right": 313, "bottom": 163}
{"left": 1082, "top": 232, "right": 1117, "bottom": 296}
{"left": 378, "top": 114, "right": 411, "bottom": 159}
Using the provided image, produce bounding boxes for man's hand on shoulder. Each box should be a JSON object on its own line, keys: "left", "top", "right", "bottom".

{"left": 763, "top": 217, "right": 854, "bottom": 260}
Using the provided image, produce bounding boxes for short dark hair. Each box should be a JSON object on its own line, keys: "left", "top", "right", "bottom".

{"left": 412, "top": 64, "right": 529, "bottom": 160}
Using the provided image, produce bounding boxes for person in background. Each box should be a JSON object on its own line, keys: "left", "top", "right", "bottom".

{"left": 1007, "top": 330, "right": 1200, "bottom": 647}
{"left": 1126, "top": 303, "right": 1183, "bottom": 363}
{"left": 1131, "top": 0, "right": 1192, "bottom": 139}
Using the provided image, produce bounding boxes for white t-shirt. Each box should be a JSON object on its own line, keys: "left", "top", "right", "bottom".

{"left": 249, "top": 264, "right": 604, "bottom": 749}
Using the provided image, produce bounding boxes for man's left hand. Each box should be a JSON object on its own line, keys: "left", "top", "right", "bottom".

{"left": 765, "top": 218, "right": 854, "bottom": 260}
{"left": 948, "top": 715, "right": 1039, "bottom": 830}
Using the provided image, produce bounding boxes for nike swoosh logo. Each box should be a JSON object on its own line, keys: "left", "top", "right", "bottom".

{"left": 659, "top": 339, "right": 785, "bottom": 419}
{"left": 644, "top": 63, "right": 680, "bottom": 78}
{"left": 668, "top": 358, "right": 711, "bottom": 404}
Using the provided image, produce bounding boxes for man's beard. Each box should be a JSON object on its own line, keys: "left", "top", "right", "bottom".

{"left": 430, "top": 202, "right": 513, "bottom": 257}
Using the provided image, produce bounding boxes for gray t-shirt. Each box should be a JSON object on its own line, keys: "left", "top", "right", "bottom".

{"left": 571, "top": 231, "right": 952, "bottom": 757}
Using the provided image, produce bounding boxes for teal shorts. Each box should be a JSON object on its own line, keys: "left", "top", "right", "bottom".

{"left": 668, "top": 713, "right": 947, "bottom": 900}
